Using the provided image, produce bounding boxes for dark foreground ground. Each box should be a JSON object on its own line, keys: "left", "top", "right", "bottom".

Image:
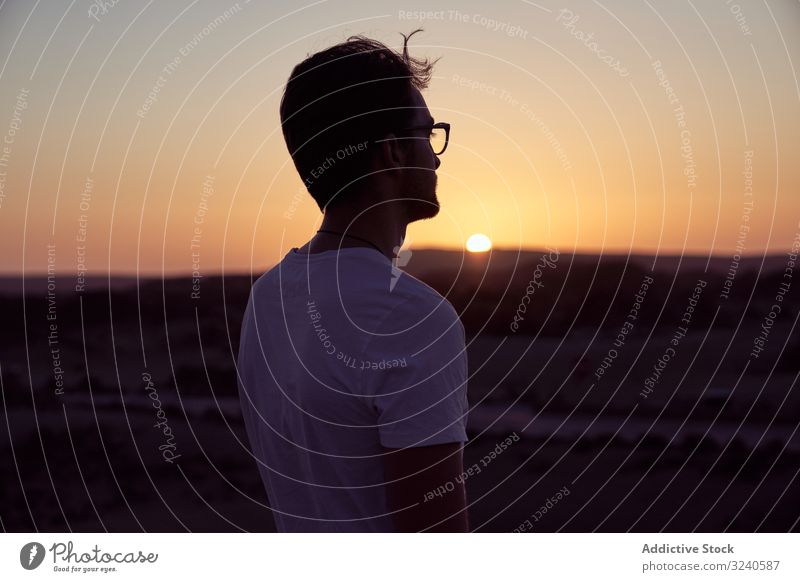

{"left": 1, "top": 250, "right": 798, "bottom": 531}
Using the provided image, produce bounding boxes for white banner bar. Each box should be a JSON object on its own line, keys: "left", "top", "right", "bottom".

{"left": 1, "top": 533, "right": 797, "bottom": 581}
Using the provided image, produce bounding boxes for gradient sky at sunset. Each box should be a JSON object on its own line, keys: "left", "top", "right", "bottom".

{"left": 0, "top": 0, "right": 797, "bottom": 274}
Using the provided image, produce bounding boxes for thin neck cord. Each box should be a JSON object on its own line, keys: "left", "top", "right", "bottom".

{"left": 315, "top": 229, "right": 384, "bottom": 254}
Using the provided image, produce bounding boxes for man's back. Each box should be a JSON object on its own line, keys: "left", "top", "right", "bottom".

{"left": 237, "top": 247, "right": 469, "bottom": 532}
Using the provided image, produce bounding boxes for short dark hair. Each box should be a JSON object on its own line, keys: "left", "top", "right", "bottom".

{"left": 279, "top": 29, "right": 438, "bottom": 211}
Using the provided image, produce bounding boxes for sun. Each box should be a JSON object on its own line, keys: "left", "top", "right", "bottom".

{"left": 466, "top": 233, "right": 492, "bottom": 253}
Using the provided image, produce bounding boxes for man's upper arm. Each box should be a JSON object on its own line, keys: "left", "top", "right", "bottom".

{"left": 381, "top": 441, "right": 469, "bottom": 532}
{"left": 364, "top": 295, "right": 470, "bottom": 530}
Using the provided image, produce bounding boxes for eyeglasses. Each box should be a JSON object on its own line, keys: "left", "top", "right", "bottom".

{"left": 374, "top": 122, "right": 451, "bottom": 155}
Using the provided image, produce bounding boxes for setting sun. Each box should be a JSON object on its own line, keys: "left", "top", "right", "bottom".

{"left": 466, "top": 233, "right": 492, "bottom": 253}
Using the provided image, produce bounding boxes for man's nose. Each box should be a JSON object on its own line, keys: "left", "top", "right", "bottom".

{"left": 434, "top": 154, "right": 441, "bottom": 170}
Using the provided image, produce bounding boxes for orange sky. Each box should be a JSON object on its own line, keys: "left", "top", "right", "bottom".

{"left": 0, "top": 0, "right": 797, "bottom": 275}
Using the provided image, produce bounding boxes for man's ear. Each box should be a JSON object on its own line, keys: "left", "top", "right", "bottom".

{"left": 377, "top": 132, "right": 405, "bottom": 169}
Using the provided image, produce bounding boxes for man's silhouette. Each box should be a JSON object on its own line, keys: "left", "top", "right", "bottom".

{"left": 237, "top": 29, "right": 469, "bottom": 532}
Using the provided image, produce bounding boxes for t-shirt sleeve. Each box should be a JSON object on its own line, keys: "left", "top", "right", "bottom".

{"left": 362, "top": 296, "right": 469, "bottom": 449}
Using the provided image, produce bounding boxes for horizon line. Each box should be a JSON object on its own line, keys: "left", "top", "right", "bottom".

{"left": 1, "top": 246, "right": 791, "bottom": 278}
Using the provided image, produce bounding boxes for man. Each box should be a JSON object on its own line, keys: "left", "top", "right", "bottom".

{"left": 236, "top": 29, "right": 469, "bottom": 532}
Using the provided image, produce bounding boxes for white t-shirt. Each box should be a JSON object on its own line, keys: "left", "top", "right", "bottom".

{"left": 236, "top": 246, "right": 469, "bottom": 532}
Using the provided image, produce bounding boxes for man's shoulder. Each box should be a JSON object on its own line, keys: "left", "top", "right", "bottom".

{"left": 387, "top": 266, "right": 440, "bottom": 298}
{"left": 375, "top": 273, "right": 461, "bottom": 336}
{"left": 388, "top": 272, "right": 456, "bottom": 314}
{"left": 247, "top": 251, "right": 460, "bottom": 330}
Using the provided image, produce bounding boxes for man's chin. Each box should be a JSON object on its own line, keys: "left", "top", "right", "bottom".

{"left": 406, "top": 197, "right": 440, "bottom": 222}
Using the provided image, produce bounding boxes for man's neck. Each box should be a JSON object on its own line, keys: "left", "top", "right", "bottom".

{"left": 298, "top": 209, "right": 407, "bottom": 260}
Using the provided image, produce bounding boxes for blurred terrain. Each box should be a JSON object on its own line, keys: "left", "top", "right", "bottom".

{"left": 1, "top": 249, "right": 798, "bottom": 532}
